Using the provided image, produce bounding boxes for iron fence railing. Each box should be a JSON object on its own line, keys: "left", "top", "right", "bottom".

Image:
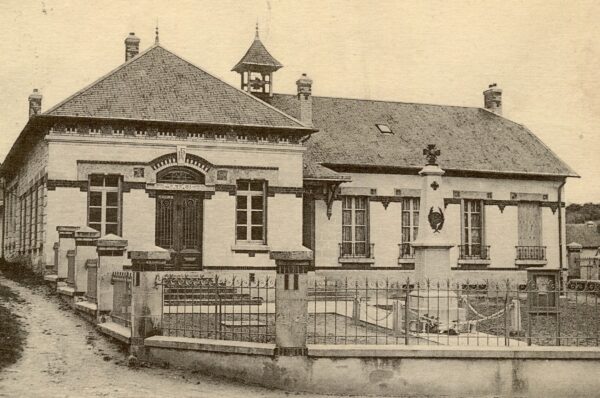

{"left": 307, "top": 277, "right": 600, "bottom": 347}
{"left": 458, "top": 245, "right": 490, "bottom": 260}
{"left": 160, "top": 274, "right": 275, "bottom": 343}
{"left": 516, "top": 246, "right": 547, "bottom": 261}
{"left": 339, "top": 243, "right": 375, "bottom": 260}
{"left": 85, "top": 260, "right": 98, "bottom": 302}
{"left": 398, "top": 243, "right": 415, "bottom": 259}
{"left": 66, "top": 250, "right": 75, "bottom": 287}
{"left": 111, "top": 271, "right": 132, "bottom": 327}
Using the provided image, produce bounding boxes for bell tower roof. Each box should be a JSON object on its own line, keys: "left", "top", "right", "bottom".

{"left": 232, "top": 25, "right": 283, "bottom": 73}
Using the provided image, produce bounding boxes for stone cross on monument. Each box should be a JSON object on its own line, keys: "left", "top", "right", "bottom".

{"left": 411, "top": 144, "right": 454, "bottom": 282}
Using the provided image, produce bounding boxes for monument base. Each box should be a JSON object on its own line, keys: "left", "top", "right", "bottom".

{"left": 412, "top": 242, "right": 454, "bottom": 283}
{"left": 408, "top": 290, "right": 466, "bottom": 333}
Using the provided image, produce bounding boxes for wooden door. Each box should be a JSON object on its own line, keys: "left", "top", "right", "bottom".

{"left": 156, "top": 192, "right": 203, "bottom": 269}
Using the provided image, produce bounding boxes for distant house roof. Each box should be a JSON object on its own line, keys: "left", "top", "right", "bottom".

{"left": 271, "top": 94, "right": 578, "bottom": 179}
{"left": 46, "top": 45, "right": 305, "bottom": 131}
{"left": 231, "top": 32, "right": 283, "bottom": 73}
{"left": 567, "top": 223, "right": 600, "bottom": 249}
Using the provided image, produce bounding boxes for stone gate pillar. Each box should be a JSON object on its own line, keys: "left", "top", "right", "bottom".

{"left": 271, "top": 247, "right": 313, "bottom": 356}
{"left": 56, "top": 226, "right": 80, "bottom": 281}
{"left": 128, "top": 244, "right": 170, "bottom": 358}
{"left": 96, "top": 234, "right": 128, "bottom": 319}
{"left": 73, "top": 226, "right": 101, "bottom": 294}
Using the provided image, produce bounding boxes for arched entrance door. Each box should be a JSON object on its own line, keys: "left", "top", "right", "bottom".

{"left": 155, "top": 167, "right": 204, "bottom": 269}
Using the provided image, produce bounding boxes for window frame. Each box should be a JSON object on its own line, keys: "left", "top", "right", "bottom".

{"left": 341, "top": 196, "right": 370, "bottom": 258}
{"left": 87, "top": 174, "right": 123, "bottom": 236}
{"left": 235, "top": 180, "right": 267, "bottom": 244}
{"left": 400, "top": 197, "right": 420, "bottom": 257}
{"left": 461, "top": 199, "right": 485, "bottom": 258}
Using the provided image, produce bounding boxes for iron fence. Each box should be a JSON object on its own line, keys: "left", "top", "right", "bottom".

{"left": 160, "top": 274, "right": 275, "bottom": 343}
{"left": 516, "top": 246, "right": 547, "bottom": 261}
{"left": 308, "top": 277, "right": 600, "bottom": 347}
{"left": 85, "top": 259, "right": 98, "bottom": 302}
{"left": 111, "top": 271, "right": 132, "bottom": 327}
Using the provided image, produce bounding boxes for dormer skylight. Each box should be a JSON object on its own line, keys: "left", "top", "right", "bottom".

{"left": 376, "top": 124, "right": 393, "bottom": 134}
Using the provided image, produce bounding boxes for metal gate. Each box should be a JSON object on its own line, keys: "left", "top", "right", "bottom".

{"left": 155, "top": 193, "right": 203, "bottom": 269}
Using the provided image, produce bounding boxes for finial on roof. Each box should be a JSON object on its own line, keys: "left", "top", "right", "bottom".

{"left": 155, "top": 20, "right": 160, "bottom": 44}
{"left": 255, "top": 22, "right": 259, "bottom": 40}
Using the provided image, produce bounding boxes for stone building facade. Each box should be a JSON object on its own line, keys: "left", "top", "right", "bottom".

{"left": 0, "top": 29, "right": 577, "bottom": 280}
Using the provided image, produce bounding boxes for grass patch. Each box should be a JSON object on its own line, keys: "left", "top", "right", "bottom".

{"left": 0, "top": 283, "right": 27, "bottom": 370}
{"left": 0, "top": 259, "right": 45, "bottom": 286}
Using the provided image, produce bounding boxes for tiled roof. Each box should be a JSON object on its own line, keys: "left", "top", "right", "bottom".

{"left": 271, "top": 94, "right": 577, "bottom": 178}
{"left": 231, "top": 36, "right": 283, "bottom": 73}
{"left": 46, "top": 45, "right": 306, "bottom": 130}
{"left": 567, "top": 224, "right": 600, "bottom": 249}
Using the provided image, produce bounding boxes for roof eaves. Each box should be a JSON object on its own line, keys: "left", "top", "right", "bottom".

{"left": 37, "top": 114, "right": 317, "bottom": 132}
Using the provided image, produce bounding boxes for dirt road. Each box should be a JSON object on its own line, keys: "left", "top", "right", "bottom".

{"left": 0, "top": 276, "right": 339, "bottom": 398}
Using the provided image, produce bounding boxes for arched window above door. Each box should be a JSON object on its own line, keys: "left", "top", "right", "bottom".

{"left": 157, "top": 167, "right": 205, "bottom": 184}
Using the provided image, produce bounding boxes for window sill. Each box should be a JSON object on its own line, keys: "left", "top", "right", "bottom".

{"left": 515, "top": 259, "right": 547, "bottom": 268}
{"left": 338, "top": 257, "right": 375, "bottom": 265}
{"left": 398, "top": 258, "right": 416, "bottom": 265}
{"left": 457, "top": 259, "right": 491, "bottom": 270}
{"left": 231, "top": 244, "right": 270, "bottom": 253}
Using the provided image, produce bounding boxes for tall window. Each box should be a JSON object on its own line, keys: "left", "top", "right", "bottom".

{"left": 517, "top": 202, "right": 543, "bottom": 260}
{"left": 236, "top": 180, "right": 266, "bottom": 243}
{"left": 401, "top": 197, "right": 420, "bottom": 257}
{"left": 88, "top": 174, "right": 121, "bottom": 236}
{"left": 462, "top": 200, "right": 485, "bottom": 258}
{"left": 342, "top": 196, "right": 369, "bottom": 257}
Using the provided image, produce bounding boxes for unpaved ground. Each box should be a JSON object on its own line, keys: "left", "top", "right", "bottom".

{"left": 0, "top": 276, "right": 343, "bottom": 398}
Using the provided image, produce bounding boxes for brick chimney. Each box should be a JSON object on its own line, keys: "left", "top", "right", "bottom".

{"left": 124, "top": 32, "right": 140, "bottom": 61}
{"left": 296, "top": 73, "right": 313, "bottom": 127}
{"left": 28, "top": 89, "right": 42, "bottom": 118}
{"left": 483, "top": 83, "right": 502, "bottom": 115}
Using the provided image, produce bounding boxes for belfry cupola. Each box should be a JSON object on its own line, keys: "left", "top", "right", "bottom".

{"left": 232, "top": 24, "right": 283, "bottom": 103}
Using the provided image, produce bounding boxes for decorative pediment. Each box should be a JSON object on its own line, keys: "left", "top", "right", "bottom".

{"left": 150, "top": 152, "right": 213, "bottom": 174}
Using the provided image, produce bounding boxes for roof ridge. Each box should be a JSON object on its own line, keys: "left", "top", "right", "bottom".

{"left": 44, "top": 43, "right": 161, "bottom": 115}
{"left": 273, "top": 92, "right": 483, "bottom": 110}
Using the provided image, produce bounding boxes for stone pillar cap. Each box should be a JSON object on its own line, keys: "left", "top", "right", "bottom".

{"left": 566, "top": 242, "right": 583, "bottom": 250}
{"left": 270, "top": 246, "right": 313, "bottom": 261}
{"left": 97, "top": 233, "right": 128, "bottom": 249}
{"left": 57, "top": 225, "right": 80, "bottom": 233}
{"left": 74, "top": 226, "right": 101, "bottom": 240}
{"left": 418, "top": 164, "right": 445, "bottom": 176}
{"left": 128, "top": 243, "right": 171, "bottom": 261}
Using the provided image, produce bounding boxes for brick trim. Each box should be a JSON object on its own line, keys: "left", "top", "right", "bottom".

{"left": 47, "top": 179, "right": 88, "bottom": 192}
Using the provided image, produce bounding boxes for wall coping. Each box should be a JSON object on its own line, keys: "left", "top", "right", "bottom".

{"left": 307, "top": 344, "right": 600, "bottom": 360}
{"left": 144, "top": 336, "right": 275, "bottom": 356}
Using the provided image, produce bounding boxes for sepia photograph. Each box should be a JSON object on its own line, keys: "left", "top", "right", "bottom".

{"left": 0, "top": 0, "right": 599, "bottom": 397}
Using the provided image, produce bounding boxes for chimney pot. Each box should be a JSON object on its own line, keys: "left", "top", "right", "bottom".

{"left": 28, "top": 89, "right": 42, "bottom": 118}
{"left": 483, "top": 83, "right": 502, "bottom": 115}
{"left": 296, "top": 73, "right": 313, "bottom": 127}
{"left": 124, "top": 32, "right": 141, "bottom": 61}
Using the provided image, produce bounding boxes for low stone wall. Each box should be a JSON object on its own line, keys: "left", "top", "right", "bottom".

{"left": 144, "top": 336, "right": 600, "bottom": 397}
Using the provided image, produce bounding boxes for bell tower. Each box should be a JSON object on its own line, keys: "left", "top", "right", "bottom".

{"left": 232, "top": 24, "right": 283, "bottom": 103}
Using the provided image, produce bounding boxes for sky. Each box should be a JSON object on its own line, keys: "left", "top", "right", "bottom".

{"left": 0, "top": 0, "right": 598, "bottom": 203}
